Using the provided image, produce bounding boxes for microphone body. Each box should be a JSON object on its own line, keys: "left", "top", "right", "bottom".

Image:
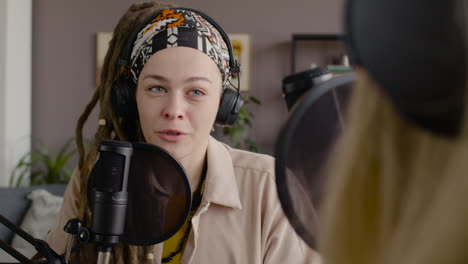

{"left": 89, "top": 141, "right": 133, "bottom": 252}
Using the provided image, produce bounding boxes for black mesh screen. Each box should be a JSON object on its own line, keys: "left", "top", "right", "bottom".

{"left": 100, "top": 140, "right": 133, "bottom": 148}
{"left": 94, "top": 152, "right": 125, "bottom": 193}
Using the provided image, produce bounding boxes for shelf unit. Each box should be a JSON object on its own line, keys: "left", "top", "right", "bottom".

{"left": 290, "top": 34, "right": 343, "bottom": 74}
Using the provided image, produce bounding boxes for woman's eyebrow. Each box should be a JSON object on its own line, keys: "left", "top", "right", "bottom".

{"left": 184, "top": 76, "right": 213, "bottom": 84}
{"left": 142, "top": 74, "right": 212, "bottom": 84}
{"left": 142, "top": 74, "right": 169, "bottom": 82}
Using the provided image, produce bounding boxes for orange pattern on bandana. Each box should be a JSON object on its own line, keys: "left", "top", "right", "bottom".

{"left": 143, "top": 10, "right": 185, "bottom": 35}
{"left": 154, "top": 10, "right": 185, "bottom": 28}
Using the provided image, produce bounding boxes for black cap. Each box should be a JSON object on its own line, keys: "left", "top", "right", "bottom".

{"left": 345, "top": 0, "right": 466, "bottom": 137}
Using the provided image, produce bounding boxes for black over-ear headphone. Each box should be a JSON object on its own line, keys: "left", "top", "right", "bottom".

{"left": 345, "top": 0, "right": 467, "bottom": 137}
{"left": 110, "top": 7, "right": 244, "bottom": 127}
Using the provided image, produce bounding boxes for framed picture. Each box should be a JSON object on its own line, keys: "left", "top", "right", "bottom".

{"left": 96, "top": 32, "right": 113, "bottom": 86}
{"left": 228, "top": 33, "right": 251, "bottom": 92}
{"left": 96, "top": 32, "right": 252, "bottom": 92}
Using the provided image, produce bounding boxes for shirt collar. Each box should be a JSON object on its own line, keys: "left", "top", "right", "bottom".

{"left": 202, "top": 136, "right": 242, "bottom": 210}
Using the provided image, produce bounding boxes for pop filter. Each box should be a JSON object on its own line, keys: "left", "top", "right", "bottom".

{"left": 87, "top": 142, "right": 191, "bottom": 246}
{"left": 275, "top": 72, "right": 355, "bottom": 249}
{"left": 123, "top": 142, "right": 191, "bottom": 246}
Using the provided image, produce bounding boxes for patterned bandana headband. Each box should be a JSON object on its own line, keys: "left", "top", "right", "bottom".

{"left": 129, "top": 9, "right": 231, "bottom": 86}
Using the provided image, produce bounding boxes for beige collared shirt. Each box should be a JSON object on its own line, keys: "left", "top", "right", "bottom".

{"left": 47, "top": 136, "right": 320, "bottom": 263}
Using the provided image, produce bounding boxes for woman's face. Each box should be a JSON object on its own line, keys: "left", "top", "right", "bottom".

{"left": 136, "top": 47, "right": 223, "bottom": 160}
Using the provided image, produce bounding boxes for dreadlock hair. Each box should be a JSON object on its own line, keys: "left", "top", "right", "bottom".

{"left": 72, "top": 2, "right": 175, "bottom": 263}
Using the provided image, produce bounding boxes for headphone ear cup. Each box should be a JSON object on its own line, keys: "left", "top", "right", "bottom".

{"left": 111, "top": 78, "right": 137, "bottom": 119}
{"left": 215, "top": 87, "right": 244, "bottom": 126}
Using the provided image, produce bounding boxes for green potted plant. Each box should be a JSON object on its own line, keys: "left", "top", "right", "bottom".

{"left": 9, "top": 137, "right": 77, "bottom": 186}
{"left": 222, "top": 95, "right": 261, "bottom": 152}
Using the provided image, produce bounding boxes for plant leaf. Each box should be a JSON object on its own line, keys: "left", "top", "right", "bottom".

{"left": 13, "top": 168, "right": 29, "bottom": 187}
{"left": 10, "top": 137, "right": 78, "bottom": 186}
{"left": 249, "top": 96, "right": 262, "bottom": 105}
{"left": 57, "top": 137, "right": 75, "bottom": 160}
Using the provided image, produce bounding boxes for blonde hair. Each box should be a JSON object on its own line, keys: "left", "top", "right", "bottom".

{"left": 72, "top": 2, "right": 174, "bottom": 263}
{"left": 320, "top": 69, "right": 468, "bottom": 263}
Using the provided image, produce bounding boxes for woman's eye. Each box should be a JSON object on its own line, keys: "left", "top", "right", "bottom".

{"left": 188, "top": 89, "right": 204, "bottom": 96}
{"left": 148, "top": 86, "right": 166, "bottom": 93}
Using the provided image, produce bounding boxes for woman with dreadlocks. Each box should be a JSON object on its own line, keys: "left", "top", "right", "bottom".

{"left": 45, "top": 2, "right": 317, "bottom": 263}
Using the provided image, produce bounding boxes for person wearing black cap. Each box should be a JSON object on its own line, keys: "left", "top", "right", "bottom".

{"left": 319, "top": 0, "right": 467, "bottom": 263}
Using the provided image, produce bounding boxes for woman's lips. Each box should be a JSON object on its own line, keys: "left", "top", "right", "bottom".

{"left": 157, "top": 129, "right": 187, "bottom": 142}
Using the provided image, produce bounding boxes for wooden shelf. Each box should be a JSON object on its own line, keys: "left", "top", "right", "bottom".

{"left": 292, "top": 34, "right": 342, "bottom": 41}
{"left": 291, "top": 34, "right": 344, "bottom": 74}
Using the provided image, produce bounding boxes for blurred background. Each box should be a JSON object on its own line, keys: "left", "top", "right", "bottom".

{"left": 0, "top": 0, "right": 347, "bottom": 187}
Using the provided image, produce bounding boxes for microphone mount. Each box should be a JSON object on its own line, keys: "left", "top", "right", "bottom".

{"left": 0, "top": 215, "right": 95, "bottom": 264}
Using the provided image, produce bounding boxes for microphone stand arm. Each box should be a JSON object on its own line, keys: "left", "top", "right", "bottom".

{"left": 0, "top": 239, "right": 34, "bottom": 264}
{"left": 0, "top": 214, "right": 64, "bottom": 264}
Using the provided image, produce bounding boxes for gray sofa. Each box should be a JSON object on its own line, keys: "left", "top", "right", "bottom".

{"left": 0, "top": 184, "right": 67, "bottom": 244}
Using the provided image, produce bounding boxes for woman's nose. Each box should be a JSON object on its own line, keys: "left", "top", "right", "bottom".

{"left": 161, "top": 95, "right": 185, "bottom": 120}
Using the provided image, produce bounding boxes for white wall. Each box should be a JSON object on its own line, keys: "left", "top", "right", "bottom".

{"left": 0, "top": 0, "right": 32, "bottom": 186}
{"left": 0, "top": 0, "right": 6, "bottom": 185}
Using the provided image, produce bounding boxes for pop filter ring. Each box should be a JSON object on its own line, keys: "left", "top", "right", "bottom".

{"left": 86, "top": 141, "right": 192, "bottom": 246}
{"left": 275, "top": 72, "right": 356, "bottom": 249}
{"left": 121, "top": 142, "right": 192, "bottom": 246}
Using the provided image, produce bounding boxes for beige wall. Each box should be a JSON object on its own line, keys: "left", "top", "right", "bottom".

{"left": 32, "top": 0, "right": 344, "bottom": 155}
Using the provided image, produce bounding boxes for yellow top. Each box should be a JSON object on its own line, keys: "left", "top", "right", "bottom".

{"left": 162, "top": 169, "right": 206, "bottom": 263}
{"left": 161, "top": 216, "right": 191, "bottom": 263}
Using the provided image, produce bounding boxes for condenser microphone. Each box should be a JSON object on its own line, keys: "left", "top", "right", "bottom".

{"left": 87, "top": 140, "right": 133, "bottom": 256}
